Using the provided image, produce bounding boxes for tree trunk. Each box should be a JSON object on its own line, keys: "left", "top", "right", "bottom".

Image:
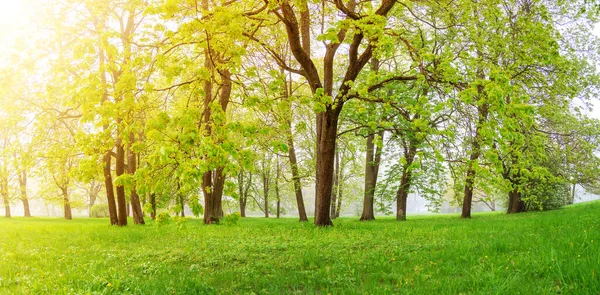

{"left": 506, "top": 187, "right": 525, "bottom": 214}
{"left": 461, "top": 104, "right": 489, "bottom": 219}
{"left": 179, "top": 193, "right": 185, "bottom": 217}
{"left": 263, "top": 169, "right": 270, "bottom": 218}
{"left": 276, "top": 157, "right": 281, "bottom": 218}
{"left": 115, "top": 139, "right": 127, "bottom": 226}
{"left": 150, "top": 193, "right": 156, "bottom": 220}
{"left": 330, "top": 148, "right": 339, "bottom": 219}
{"left": 287, "top": 128, "right": 308, "bottom": 222}
{"left": 18, "top": 170, "right": 31, "bottom": 217}
{"left": 2, "top": 177, "right": 9, "bottom": 217}
{"left": 569, "top": 183, "right": 576, "bottom": 205}
{"left": 396, "top": 143, "right": 417, "bottom": 221}
{"left": 360, "top": 131, "right": 384, "bottom": 221}
{"left": 314, "top": 110, "right": 340, "bottom": 226}
{"left": 203, "top": 168, "right": 226, "bottom": 224}
{"left": 127, "top": 134, "right": 145, "bottom": 225}
{"left": 62, "top": 188, "right": 72, "bottom": 220}
{"left": 282, "top": 66, "right": 309, "bottom": 222}
{"left": 103, "top": 152, "right": 118, "bottom": 225}
{"left": 238, "top": 171, "right": 250, "bottom": 217}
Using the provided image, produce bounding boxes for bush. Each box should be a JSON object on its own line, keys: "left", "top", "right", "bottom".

{"left": 90, "top": 204, "right": 109, "bottom": 218}
{"left": 222, "top": 212, "right": 241, "bottom": 226}
{"left": 155, "top": 212, "right": 171, "bottom": 226}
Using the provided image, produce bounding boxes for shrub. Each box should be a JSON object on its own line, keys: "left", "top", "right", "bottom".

{"left": 222, "top": 212, "right": 241, "bottom": 226}
{"left": 155, "top": 212, "right": 171, "bottom": 226}
{"left": 90, "top": 204, "right": 109, "bottom": 218}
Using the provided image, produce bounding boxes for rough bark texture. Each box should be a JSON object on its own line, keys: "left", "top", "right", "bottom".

{"left": 360, "top": 131, "right": 383, "bottom": 221}
{"left": 203, "top": 168, "right": 226, "bottom": 224}
{"left": 127, "top": 134, "right": 145, "bottom": 225}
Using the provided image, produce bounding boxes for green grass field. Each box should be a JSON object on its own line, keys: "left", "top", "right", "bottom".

{"left": 1, "top": 202, "right": 599, "bottom": 294}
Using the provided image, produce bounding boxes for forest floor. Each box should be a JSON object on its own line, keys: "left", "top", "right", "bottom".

{"left": 0, "top": 201, "right": 599, "bottom": 294}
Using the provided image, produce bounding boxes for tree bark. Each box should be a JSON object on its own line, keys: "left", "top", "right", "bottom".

{"left": 61, "top": 187, "right": 72, "bottom": 220}
{"left": 1, "top": 177, "right": 9, "bottom": 218}
{"left": 330, "top": 149, "right": 339, "bottom": 219}
{"left": 18, "top": 170, "right": 31, "bottom": 217}
{"left": 569, "top": 183, "right": 576, "bottom": 205}
{"left": 103, "top": 152, "right": 118, "bottom": 225}
{"left": 238, "top": 171, "right": 251, "bottom": 217}
{"left": 263, "top": 167, "right": 270, "bottom": 218}
{"left": 203, "top": 168, "right": 226, "bottom": 224}
{"left": 275, "top": 156, "right": 281, "bottom": 218}
{"left": 360, "top": 131, "right": 384, "bottom": 221}
{"left": 286, "top": 114, "right": 308, "bottom": 222}
{"left": 461, "top": 104, "right": 489, "bottom": 219}
{"left": 150, "top": 193, "right": 156, "bottom": 220}
{"left": 115, "top": 139, "right": 128, "bottom": 226}
{"left": 396, "top": 143, "right": 417, "bottom": 221}
{"left": 127, "top": 133, "right": 145, "bottom": 224}
{"left": 506, "top": 187, "right": 525, "bottom": 214}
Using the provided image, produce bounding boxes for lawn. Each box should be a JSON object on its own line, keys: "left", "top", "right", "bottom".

{"left": 0, "top": 201, "right": 599, "bottom": 294}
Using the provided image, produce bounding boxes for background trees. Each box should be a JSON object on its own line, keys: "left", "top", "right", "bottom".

{"left": 0, "top": 0, "right": 598, "bottom": 223}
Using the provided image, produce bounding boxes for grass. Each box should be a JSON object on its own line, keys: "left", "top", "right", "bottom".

{"left": 0, "top": 202, "right": 599, "bottom": 294}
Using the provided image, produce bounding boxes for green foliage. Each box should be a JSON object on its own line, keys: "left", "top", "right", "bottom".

{"left": 222, "top": 212, "right": 241, "bottom": 226}
{"left": 89, "top": 204, "right": 109, "bottom": 218}
{"left": 155, "top": 212, "right": 171, "bottom": 226}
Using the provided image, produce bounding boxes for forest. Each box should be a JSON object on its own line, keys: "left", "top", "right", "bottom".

{"left": 1, "top": 0, "right": 600, "bottom": 227}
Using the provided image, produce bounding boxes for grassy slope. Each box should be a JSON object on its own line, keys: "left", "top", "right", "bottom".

{"left": 0, "top": 201, "right": 598, "bottom": 295}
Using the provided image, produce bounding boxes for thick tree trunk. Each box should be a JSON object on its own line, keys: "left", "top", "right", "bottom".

{"left": 203, "top": 168, "right": 225, "bottom": 224}
{"left": 360, "top": 131, "right": 383, "bottom": 221}
{"left": 115, "top": 140, "right": 128, "bottom": 226}
{"left": 103, "top": 152, "right": 118, "bottom": 225}
{"left": 314, "top": 110, "right": 340, "bottom": 226}
{"left": 506, "top": 188, "right": 525, "bottom": 214}
{"left": 330, "top": 149, "right": 339, "bottom": 219}
{"left": 18, "top": 170, "right": 30, "bottom": 217}
{"left": 127, "top": 134, "right": 145, "bottom": 225}
{"left": 62, "top": 188, "right": 72, "bottom": 220}
{"left": 461, "top": 104, "right": 489, "bottom": 219}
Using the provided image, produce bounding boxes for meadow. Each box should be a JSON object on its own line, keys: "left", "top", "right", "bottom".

{"left": 0, "top": 201, "right": 599, "bottom": 294}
